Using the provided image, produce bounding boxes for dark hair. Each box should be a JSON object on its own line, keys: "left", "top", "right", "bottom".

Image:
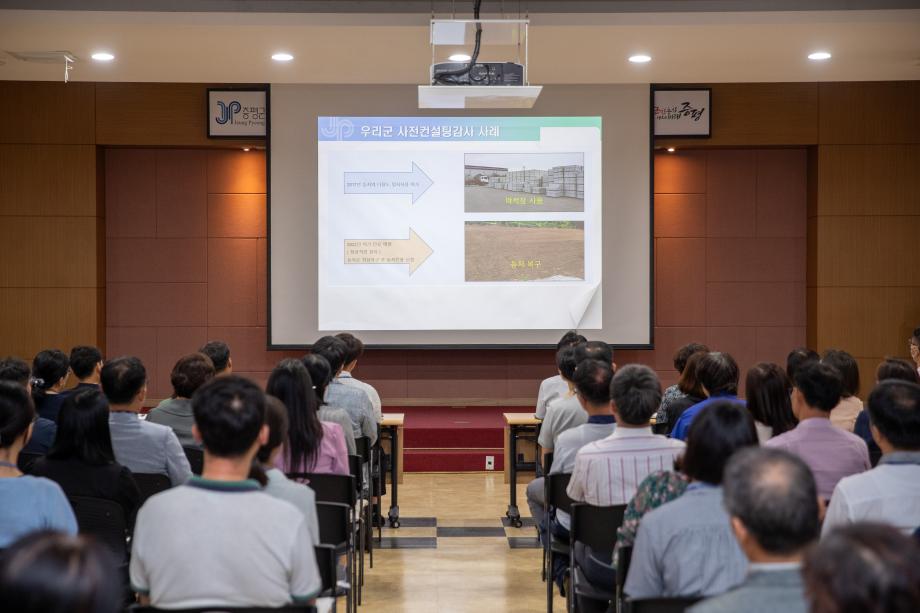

{"left": 335, "top": 332, "right": 365, "bottom": 366}
{"left": 31, "top": 349, "right": 69, "bottom": 403}
{"left": 199, "top": 340, "right": 231, "bottom": 373}
{"left": 48, "top": 390, "right": 115, "bottom": 466}
{"left": 301, "top": 354, "right": 332, "bottom": 403}
{"left": 610, "top": 364, "right": 661, "bottom": 425}
{"left": 913, "top": 327, "right": 920, "bottom": 342}
{"left": 311, "top": 336, "right": 348, "bottom": 374}
{"left": 682, "top": 400, "right": 758, "bottom": 485}
{"left": 698, "top": 352, "right": 740, "bottom": 396}
{"left": 876, "top": 358, "right": 920, "bottom": 384}
{"left": 573, "top": 359, "right": 613, "bottom": 406}
{"left": 822, "top": 349, "right": 861, "bottom": 398}
{"left": 723, "top": 447, "right": 818, "bottom": 554}
{"left": 673, "top": 342, "right": 709, "bottom": 374}
{"left": 257, "top": 395, "right": 289, "bottom": 465}
{"left": 0, "top": 531, "right": 122, "bottom": 613}
{"left": 170, "top": 353, "right": 215, "bottom": 398}
{"left": 0, "top": 381, "right": 34, "bottom": 450}
{"left": 677, "top": 352, "right": 707, "bottom": 398}
{"left": 745, "top": 363, "right": 797, "bottom": 437}
{"left": 556, "top": 345, "right": 579, "bottom": 382}
{"left": 0, "top": 357, "right": 30, "bottom": 387}
{"left": 574, "top": 340, "right": 613, "bottom": 366}
{"left": 192, "top": 375, "right": 266, "bottom": 458}
{"left": 787, "top": 347, "right": 819, "bottom": 382}
{"left": 803, "top": 523, "right": 920, "bottom": 613}
{"left": 266, "top": 359, "right": 324, "bottom": 471}
{"left": 867, "top": 380, "right": 920, "bottom": 451}
{"left": 100, "top": 356, "right": 146, "bottom": 405}
{"left": 68, "top": 346, "right": 102, "bottom": 380}
{"left": 794, "top": 362, "right": 843, "bottom": 412}
{"left": 557, "top": 330, "right": 587, "bottom": 351}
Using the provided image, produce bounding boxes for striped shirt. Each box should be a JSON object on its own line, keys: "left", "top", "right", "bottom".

{"left": 567, "top": 426, "right": 686, "bottom": 506}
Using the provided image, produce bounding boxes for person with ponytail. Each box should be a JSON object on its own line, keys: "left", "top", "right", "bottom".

{"left": 31, "top": 349, "right": 71, "bottom": 422}
{"left": 302, "top": 353, "right": 356, "bottom": 455}
{"left": 266, "top": 359, "right": 348, "bottom": 475}
{"left": 0, "top": 357, "right": 57, "bottom": 457}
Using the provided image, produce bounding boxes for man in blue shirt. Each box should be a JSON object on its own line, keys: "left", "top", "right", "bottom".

{"left": 670, "top": 352, "right": 745, "bottom": 440}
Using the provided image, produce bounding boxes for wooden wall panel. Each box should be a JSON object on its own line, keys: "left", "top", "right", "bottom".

{"left": 814, "top": 216, "right": 920, "bottom": 288}
{"left": 817, "top": 145, "right": 920, "bottom": 216}
{"left": 0, "top": 145, "right": 97, "bottom": 216}
{"left": 0, "top": 288, "right": 101, "bottom": 358}
{"left": 0, "top": 82, "right": 95, "bottom": 145}
{"left": 819, "top": 81, "right": 920, "bottom": 145}
{"left": 814, "top": 287, "right": 920, "bottom": 359}
{"left": 0, "top": 217, "right": 100, "bottom": 288}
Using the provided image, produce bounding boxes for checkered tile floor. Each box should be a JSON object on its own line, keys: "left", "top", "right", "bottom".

{"left": 375, "top": 516, "right": 540, "bottom": 549}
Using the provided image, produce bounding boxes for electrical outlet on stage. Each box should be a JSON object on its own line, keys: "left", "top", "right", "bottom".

{"left": 485, "top": 455, "right": 495, "bottom": 470}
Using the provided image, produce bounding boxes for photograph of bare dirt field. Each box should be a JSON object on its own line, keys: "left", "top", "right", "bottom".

{"left": 465, "top": 221, "right": 585, "bottom": 282}
{"left": 464, "top": 152, "right": 585, "bottom": 213}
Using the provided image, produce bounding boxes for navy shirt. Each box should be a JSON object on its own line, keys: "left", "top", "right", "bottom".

{"left": 853, "top": 410, "right": 882, "bottom": 467}
{"left": 34, "top": 393, "right": 68, "bottom": 423}
{"left": 23, "top": 416, "right": 56, "bottom": 455}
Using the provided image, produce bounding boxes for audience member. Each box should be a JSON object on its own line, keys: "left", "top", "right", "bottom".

{"left": 199, "top": 340, "right": 232, "bottom": 377}
{"left": 31, "top": 349, "right": 70, "bottom": 422}
{"left": 765, "top": 362, "right": 870, "bottom": 500}
{"left": 823, "top": 380, "right": 920, "bottom": 535}
{"left": 670, "top": 352, "right": 743, "bottom": 440}
{"left": 854, "top": 358, "right": 919, "bottom": 465}
{"left": 689, "top": 447, "right": 819, "bottom": 613}
{"left": 823, "top": 349, "right": 863, "bottom": 432}
{"left": 0, "top": 531, "right": 122, "bottom": 613}
{"left": 101, "top": 357, "right": 191, "bottom": 486}
{"left": 786, "top": 347, "right": 819, "bottom": 383}
{"left": 266, "top": 358, "right": 348, "bottom": 475}
{"left": 804, "top": 523, "right": 920, "bottom": 613}
{"left": 537, "top": 345, "right": 585, "bottom": 453}
{"left": 535, "top": 330, "right": 586, "bottom": 419}
{"left": 312, "top": 336, "right": 377, "bottom": 445}
{"left": 336, "top": 332, "right": 382, "bottom": 423}
{"left": 31, "top": 389, "right": 140, "bottom": 527}
{"left": 658, "top": 351, "right": 707, "bottom": 435}
{"left": 0, "top": 357, "right": 56, "bottom": 456}
{"left": 745, "top": 362, "right": 797, "bottom": 443}
{"left": 256, "top": 395, "right": 320, "bottom": 545}
{"left": 625, "top": 400, "right": 758, "bottom": 599}
{"left": 62, "top": 345, "right": 103, "bottom": 399}
{"left": 0, "top": 381, "right": 76, "bottom": 548}
{"left": 657, "top": 342, "right": 708, "bottom": 432}
{"left": 130, "top": 376, "right": 321, "bottom": 608}
{"left": 303, "top": 353, "right": 357, "bottom": 455}
{"left": 910, "top": 327, "right": 920, "bottom": 378}
{"left": 146, "top": 353, "right": 216, "bottom": 447}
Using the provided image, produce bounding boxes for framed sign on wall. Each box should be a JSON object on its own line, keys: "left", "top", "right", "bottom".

{"left": 653, "top": 88, "right": 711, "bottom": 137}
{"left": 207, "top": 88, "right": 268, "bottom": 138}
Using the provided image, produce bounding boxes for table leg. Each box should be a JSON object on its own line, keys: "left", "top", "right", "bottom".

{"left": 506, "top": 424, "right": 522, "bottom": 527}
{"left": 387, "top": 425, "right": 400, "bottom": 529}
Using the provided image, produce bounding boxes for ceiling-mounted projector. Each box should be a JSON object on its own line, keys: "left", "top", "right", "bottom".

{"left": 431, "top": 61, "right": 524, "bottom": 86}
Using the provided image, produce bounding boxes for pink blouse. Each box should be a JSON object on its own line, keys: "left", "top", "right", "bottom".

{"left": 275, "top": 421, "right": 349, "bottom": 476}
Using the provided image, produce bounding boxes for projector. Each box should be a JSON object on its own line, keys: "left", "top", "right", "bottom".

{"left": 431, "top": 62, "right": 525, "bottom": 86}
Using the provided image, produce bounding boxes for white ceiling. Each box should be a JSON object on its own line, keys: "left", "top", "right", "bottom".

{"left": 0, "top": 9, "right": 918, "bottom": 83}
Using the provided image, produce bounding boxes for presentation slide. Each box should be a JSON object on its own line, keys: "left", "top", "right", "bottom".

{"left": 317, "top": 117, "right": 603, "bottom": 332}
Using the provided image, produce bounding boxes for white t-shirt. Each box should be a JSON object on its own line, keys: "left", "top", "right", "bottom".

{"left": 130, "top": 477, "right": 320, "bottom": 608}
{"left": 538, "top": 394, "right": 585, "bottom": 449}
{"left": 535, "top": 374, "right": 569, "bottom": 419}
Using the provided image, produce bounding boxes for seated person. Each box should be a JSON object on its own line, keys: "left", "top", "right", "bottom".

{"left": 0, "top": 357, "right": 56, "bottom": 457}
{"left": 61, "top": 345, "right": 104, "bottom": 399}
{"left": 256, "top": 395, "right": 321, "bottom": 545}
{"left": 312, "top": 336, "right": 377, "bottom": 445}
{"left": 130, "top": 376, "right": 321, "bottom": 608}
{"left": 31, "top": 389, "right": 141, "bottom": 527}
{"left": 0, "top": 382, "right": 76, "bottom": 548}
{"left": 199, "top": 340, "right": 232, "bottom": 377}
{"left": 267, "top": 359, "right": 348, "bottom": 475}
{"left": 786, "top": 347, "right": 819, "bottom": 383}
{"left": 336, "top": 333, "right": 383, "bottom": 423}
{"left": 656, "top": 342, "right": 708, "bottom": 432}
{"left": 30, "top": 349, "right": 71, "bottom": 423}
{"left": 853, "top": 358, "right": 918, "bottom": 466}
{"left": 102, "top": 357, "right": 191, "bottom": 486}
{"left": 659, "top": 352, "right": 707, "bottom": 435}
{"left": 537, "top": 345, "right": 584, "bottom": 454}
{"left": 535, "top": 330, "right": 586, "bottom": 419}
{"left": 824, "top": 379, "right": 920, "bottom": 535}
{"left": 146, "top": 353, "right": 216, "bottom": 447}
{"left": 625, "top": 401, "right": 758, "bottom": 599}
{"left": 670, "top": 352, "right": 744, "bottom": 440}
{"left": 745, "top": 362, "right": 797, "bottom": 443}
{"left": 303, "top": 354, "right": 357, "bottom": 455}
{"left": 689, "top": 447, "right": 820, "bottom": 613}
{"left": 765, "top": 362, "right": 870, "bottom": 500}
{"left": 823, "top": 349, "right": 863, "bottom": 432}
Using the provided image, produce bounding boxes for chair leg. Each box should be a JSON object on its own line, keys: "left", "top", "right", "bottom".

{"left": 547, "top": 549, "right": 554, "bottom": 613}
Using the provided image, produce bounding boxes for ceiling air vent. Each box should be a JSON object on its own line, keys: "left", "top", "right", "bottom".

{"left": 5, "top": 50, "right": 78, "bottom": 64}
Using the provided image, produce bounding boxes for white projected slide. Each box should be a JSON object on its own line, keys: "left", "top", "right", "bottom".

{"left": 317, "top": 117, "right": 603, "bottom": 332}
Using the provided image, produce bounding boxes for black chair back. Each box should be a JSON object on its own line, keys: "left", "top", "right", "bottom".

{"left": 314, "top": 543, "right": 337, "bottom": 595}
{"left": 132, "top": 473, "right": 172, "bottom": 503}
{"left": 17, "top": 451, "right": 43, "bottom": 473}
{"left": 616, "top": 544, "right": 632, "bottom": 595}
{"left": 68, "top": 496, "right": 129, "bottom": 561}
{"left": 348, "top": 455, "right": 362, "bottom": 486}
{"left": 182, "top": 446, "right": 204, "bottom": 475}
{"left": 287, "top": 472, "right": 357, "bottom": 507}
{"left": 546, "top": 472, "right": 573, "bottom": 514}
{"left": 316, "top": 501, "right": 350, "bottom": 547}
{"left": 542, "top": 451, "right": 554, "bottom": 475}
{"left": 571, "top": 503, "right": 626, "bottom": 552}
{"left": 128, "top": 606, "right": 316, "bottom": 612}
{"left": 355, "top": 436, "right": 371, "bottom": 462}
{"left": 627, "top": 597, "right": 702, "bottom": 613}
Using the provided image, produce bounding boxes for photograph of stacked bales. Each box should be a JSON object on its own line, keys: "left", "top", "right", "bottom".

{"left": 463, "top": 153, "right": 585, "bottom": 213}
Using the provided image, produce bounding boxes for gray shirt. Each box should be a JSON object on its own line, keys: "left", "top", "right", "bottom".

{"left": 318, "top": 405, "right": 357, "bottom": 455}
{"left": 146, "top": 398, "right": 198, "bottom": 448}
{"left": 625, "top": 485, "right": 747, "bottom": 599}
{"left": 551, "top": 418, "right": 617, "bottom": 530}
{"left": 263, "top": 468, "right": 321, "bottom": 545}
{"left": 535, "top": 374, "right": 569, "bottom": 419}
{"left": 325, "top": 379, "right": 377, "bottom": 445}
{"left": 688, "top": 567, "right": 807, "bottom": 613}
{"left": 538, "top": 395, "right": 587, "bottom": 449}
{"left": 109, "top": 412, "right": 192, "bottom": 486}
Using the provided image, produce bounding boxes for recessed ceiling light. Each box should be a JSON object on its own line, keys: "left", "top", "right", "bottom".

{"left": 666, "top": 147, "right": 676, "bottom": 153}
{"left": 242, "top": 147, "right": 250, "bottom": 152}
{"left": 449, "top": 53, "right": 472, "bottom": 62}
{"left": 91, "top": 52, "right": 115, "bottom": 62}
{"left": 808, "top": 51, "right": 832, "bottom": 61}
{"left": 272, "top": 52, "right": 294, "bottom": 62}
{"left": 628, "top": 54, "right": 652, "bottom": 64}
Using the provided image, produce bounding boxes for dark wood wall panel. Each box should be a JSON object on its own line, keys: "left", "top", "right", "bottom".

{"left": 0, "top": 82, "right": 95, "bottom": 145}
{"left": 0, "top": 145, "right": 97, "bottom": 216}
{"left": 819, "top": 81, "right": 920, "bottom": 145}
{"left": 0, "top": 288, "right": 102, "bottom": 359}
{"left": 817, "top": 145, "right": 920, "bottom": 216}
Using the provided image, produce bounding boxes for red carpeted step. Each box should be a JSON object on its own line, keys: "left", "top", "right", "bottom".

{"left": 403, "top": 448, "right": 505, "bottom": 472}
{"left": 398, "top": 405, "right": 530, "bottom": 449}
